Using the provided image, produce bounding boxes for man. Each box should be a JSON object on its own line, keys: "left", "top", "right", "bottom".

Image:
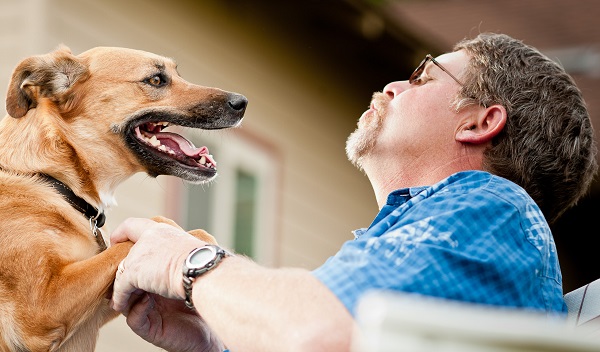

{"left": 110, "top": 33, "right": 597, "bottom": 352}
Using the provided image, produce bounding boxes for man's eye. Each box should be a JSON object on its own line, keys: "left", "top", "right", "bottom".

{"left": 411, "top": 75, "right": 429, "bottom": 85}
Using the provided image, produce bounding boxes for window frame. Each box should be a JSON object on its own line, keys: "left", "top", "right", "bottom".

{"left": 165, "top": 128, "right": 281, "bottom": 266}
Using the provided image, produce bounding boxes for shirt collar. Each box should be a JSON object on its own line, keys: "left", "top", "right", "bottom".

{"left": 385, "top": 186, "right": 428, "bottom": 206}
{"left": 354, "top": 186, "right": 429, "bottom": 238}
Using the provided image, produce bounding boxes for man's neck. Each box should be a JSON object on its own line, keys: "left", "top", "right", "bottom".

{"left": 363, "top": 156, "right": 483, "bottom": 209}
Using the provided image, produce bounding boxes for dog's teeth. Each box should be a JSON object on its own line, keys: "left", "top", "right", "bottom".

{"left": 199, "top": 156, "right": 206, "bottom": 165}
{"left": 158, "top": 145, "right": 167, "bottom": 152}
{"left": 149, "top": 136, "right": 161, "bottom": 147}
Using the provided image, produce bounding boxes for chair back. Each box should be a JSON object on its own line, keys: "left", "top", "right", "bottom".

{"left": 352, "top": 291, "right": 600, "bottom": 352}
{"left": 565, "top": 278, "right": 600, "bottom": 333}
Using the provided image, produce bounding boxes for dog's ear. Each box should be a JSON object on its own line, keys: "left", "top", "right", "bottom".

{"left": 6, "top": 45, "right": 89, "bottom": 118}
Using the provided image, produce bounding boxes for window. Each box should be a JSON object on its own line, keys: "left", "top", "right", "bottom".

{"left": 178, "top": 130, "right": 279, "bottom": 266}
{"left": 233, "top": 169, "right": 257, "bottom": 257}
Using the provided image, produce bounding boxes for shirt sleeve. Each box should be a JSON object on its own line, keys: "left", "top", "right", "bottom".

{"left": 312, "top": 189, "right": 558, "bottom": 316}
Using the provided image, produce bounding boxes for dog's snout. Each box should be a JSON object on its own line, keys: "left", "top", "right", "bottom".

{"left": 228, "top": 94, "right": 248, "bottom": 112}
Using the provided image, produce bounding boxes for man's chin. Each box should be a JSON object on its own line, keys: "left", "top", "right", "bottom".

{"left": 346, "top": 131, "right": 372, "bottom": 170}
{"left": 346, "top": 108, "right": 382, "bottom": 170}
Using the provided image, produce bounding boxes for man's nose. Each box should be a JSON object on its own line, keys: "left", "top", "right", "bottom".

{"left": 382, "top": 80, "right": 408, "bottom": 98}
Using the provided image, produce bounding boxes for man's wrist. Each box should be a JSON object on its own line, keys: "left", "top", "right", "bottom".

{"left": 181, "top": 245, "right": 231, "bottom": 309}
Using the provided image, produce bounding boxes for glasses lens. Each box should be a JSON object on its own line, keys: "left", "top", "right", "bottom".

{"left": 408, "top": 55, "right": 463, "bottom": 86}
{"left": 409, "top": 56, "right": 430, "bottom": 84}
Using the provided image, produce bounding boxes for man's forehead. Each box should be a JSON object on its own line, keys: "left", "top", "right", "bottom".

{"left": 433, "top": 50, "right": 469, "bottom": 75}
{"left": 434, "top": 50, "right": 468, "bottom": 66}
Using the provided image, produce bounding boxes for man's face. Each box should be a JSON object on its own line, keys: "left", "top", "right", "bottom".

{"left": 346, "top": 50, "right": 469, "bottom": 171}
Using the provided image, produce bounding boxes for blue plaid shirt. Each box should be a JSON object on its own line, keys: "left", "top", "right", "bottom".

{"left": 312, "top": 171, "right": 566, "bottom": 316}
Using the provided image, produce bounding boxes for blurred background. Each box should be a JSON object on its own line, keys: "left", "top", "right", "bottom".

{"left": 0, "top": 0, "right": 598, "bottom": 350}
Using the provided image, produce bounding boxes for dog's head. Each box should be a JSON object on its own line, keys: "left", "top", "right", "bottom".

{"left": 5, "top": 45, "right": 247, "bottom": 187}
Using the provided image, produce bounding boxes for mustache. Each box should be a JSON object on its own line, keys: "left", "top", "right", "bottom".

{"left": 370, "top": 91, "right": 390, "bottom": 115}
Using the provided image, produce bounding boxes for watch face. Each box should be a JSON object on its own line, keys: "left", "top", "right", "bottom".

{"left": 188, "top": 246, "right": 216, "bottom": 267}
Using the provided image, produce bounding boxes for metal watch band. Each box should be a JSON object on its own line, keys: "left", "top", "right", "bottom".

{"left": 182, "top": 245, "right": 229, "bottom": 309}
{"left": 183, "top": 275, "right": 196, "bottom": 309}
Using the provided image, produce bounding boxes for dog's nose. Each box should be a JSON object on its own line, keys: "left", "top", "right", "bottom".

{"left": 228, "top": 94, "right": 248, "bottom": 112}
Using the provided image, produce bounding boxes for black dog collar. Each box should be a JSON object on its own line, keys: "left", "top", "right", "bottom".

{"left": 40, "top": 174, "right": 107, "bottom": 249}
{"left": 40, "top": 174, "right": 106, "bottom": 228}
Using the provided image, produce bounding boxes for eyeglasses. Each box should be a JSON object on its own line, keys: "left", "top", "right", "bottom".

{"left": 409, "top": 54, "right": 463, "bottom": 86}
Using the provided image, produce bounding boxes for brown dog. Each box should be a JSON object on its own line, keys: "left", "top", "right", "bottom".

{"left": 0, "top": 45, "right": 246, "bottom": 351}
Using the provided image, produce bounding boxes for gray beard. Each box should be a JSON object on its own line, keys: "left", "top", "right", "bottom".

{"left": 346, "top": 92, "right": 386, "bottom": 171}
{"left": 345, "top": 118, "right": 382, "bottom": 171}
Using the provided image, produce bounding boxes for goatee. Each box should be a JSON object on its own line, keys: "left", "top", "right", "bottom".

{"left": 346, "top": 92, "right": 387, "bottom": 170}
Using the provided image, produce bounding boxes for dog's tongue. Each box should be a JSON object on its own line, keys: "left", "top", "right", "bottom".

{"left": 156, "top": 132, "right": 216, "bottom": 165}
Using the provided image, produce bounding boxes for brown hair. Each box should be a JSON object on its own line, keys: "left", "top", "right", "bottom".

{"left": 454, "top": 33, "right": 597, "bottom": 223}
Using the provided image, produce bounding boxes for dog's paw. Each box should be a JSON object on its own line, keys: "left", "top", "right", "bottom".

{"left": 188, "top": 229, "right": 218, "bottom": 244}
{"left": 151, "top": 215, "right": 184, "bottom": 230}
{"left": 151, "top": 215, "right": 217, "bottom": 244}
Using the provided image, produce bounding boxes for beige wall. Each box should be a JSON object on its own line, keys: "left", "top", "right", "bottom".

{"left": 0, "top": 0, "right": 377, "bottom": 350}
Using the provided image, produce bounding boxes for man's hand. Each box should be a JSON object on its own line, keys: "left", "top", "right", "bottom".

{"left": 109, "top": 217, "right": 206, "bottom": 312}
{"left": 123, "top": 292, "right": 224, "bottom": 352}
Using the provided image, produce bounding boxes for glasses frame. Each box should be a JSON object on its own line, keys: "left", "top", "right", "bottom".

{"left": 409, "top": 54, "right": 463, "bottom": 86}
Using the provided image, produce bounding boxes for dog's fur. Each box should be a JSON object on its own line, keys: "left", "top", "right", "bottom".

{"left": 0, "top": 45, "right": 246, "bottom": 351}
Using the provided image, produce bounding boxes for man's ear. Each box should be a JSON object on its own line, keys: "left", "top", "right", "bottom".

{"left": 456, "top": 104, "right": 507, "bottom": 144}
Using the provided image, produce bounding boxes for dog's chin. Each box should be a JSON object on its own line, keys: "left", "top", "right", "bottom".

{"left": 123, "top": 115, "right": 220, "bottom": 183}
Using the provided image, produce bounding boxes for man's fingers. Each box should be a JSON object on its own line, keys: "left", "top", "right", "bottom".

{"left": 110, "top": 217, "right": 157, "bottom": 245}
{"left": 125, "top": 293, "right": 155, "bottom": 337}
{"left": 110, "top": 263, "right": 139, "bottom": 312}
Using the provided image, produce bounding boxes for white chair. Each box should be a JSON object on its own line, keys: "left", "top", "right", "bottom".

{"left": 564, "top": 278, "right": 600, "bottom": 335}
{"left": 352, "top": 291, "right": 600, "bottom": 352}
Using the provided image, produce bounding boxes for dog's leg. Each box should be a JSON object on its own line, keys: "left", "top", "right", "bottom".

{"left": 26, "top": 218, "right": 215, "bottom": 350}
{"left": 20, "top": 241, "right": 133, "bottom": 351}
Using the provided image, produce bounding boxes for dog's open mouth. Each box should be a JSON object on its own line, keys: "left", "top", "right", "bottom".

{"left": 134, "top": 121, "right": 216, "bottom": 170}
{"left": 124, "top": 115, "right": 220, "bottom": 183}
{"left": 123, "top": 94, "right": 246, "bottom": 183}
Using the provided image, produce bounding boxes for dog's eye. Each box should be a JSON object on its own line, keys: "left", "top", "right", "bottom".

{"left": 145, "top": 74, "right": 167, "bottom": 87}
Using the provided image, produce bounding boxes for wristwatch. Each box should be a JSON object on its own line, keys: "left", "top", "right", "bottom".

{"left": 182, "top": 244, "right": 229, "bottom": 309}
